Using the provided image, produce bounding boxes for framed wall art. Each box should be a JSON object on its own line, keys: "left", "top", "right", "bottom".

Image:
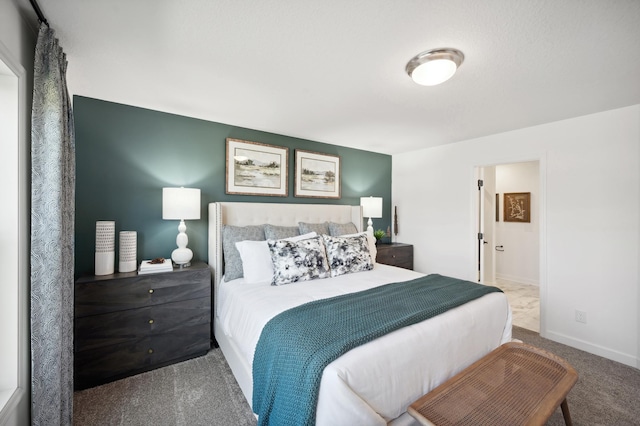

{"left": 294, "top": 149, "right": 341, "bottom": 199}
{"left": 226, "top": 138, "right": 288, "bottom": 197}
{"left": 503, "top": 192, "right": 531, "bottom": 223}
{"left": 496, "top": 193, "right": 499, "bottom": 222}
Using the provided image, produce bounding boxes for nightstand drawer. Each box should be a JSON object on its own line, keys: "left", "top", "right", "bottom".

{"left": 376, "top": 243, "right": 414, "bottom": 270}
{"left": 74, "top": 323, "right": 210, "bottom": 390}
{"left": 75, "top": 267, "right": 211, "bottom": 317}
{"left": 75, "top": 297, "right": 211, "bottom": 352}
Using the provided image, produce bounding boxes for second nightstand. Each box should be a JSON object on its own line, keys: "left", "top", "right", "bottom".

{"left": 376, "top": 242, "right": 414, "bottom": 270}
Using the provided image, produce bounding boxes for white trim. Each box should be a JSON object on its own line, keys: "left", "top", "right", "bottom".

{"left": 0, "top": 38, "right": 29, "bottom": 423}
{"left": 545, "top": 330, "right": 637, "bottom": 368}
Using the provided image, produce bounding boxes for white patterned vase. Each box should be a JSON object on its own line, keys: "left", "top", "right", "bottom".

{"left": 95, "top": 220, "right": 115, "bottom": 275}
{"left": 119, "top": 231, "right": 137, "bottom": 273}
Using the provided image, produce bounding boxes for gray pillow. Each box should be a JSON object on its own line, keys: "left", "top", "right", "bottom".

{"left": 298, "top": 221, "right": 330, "bottom": 235}
{"left": 328, "top": 222, "right": 358, "bottom": 236}
{"left": 264, "top": 224, "right": 300, "bottom": 240}
{"left": 221, "top": 224, "right": 265, "bottom": 281}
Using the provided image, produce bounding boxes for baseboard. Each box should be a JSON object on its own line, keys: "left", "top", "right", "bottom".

{"left": 543, "top": 329, "right": 638, "bottom": 368}
{"left": 495, "top": 273, "right": 539, "bottom": 286}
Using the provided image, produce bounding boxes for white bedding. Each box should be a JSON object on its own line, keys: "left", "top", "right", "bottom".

{"left": 218, "top": 263, "right": 512, "bottom": 425}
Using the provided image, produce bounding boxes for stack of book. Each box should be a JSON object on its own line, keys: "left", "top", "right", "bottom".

{"left": 138, "top": 258, "right": 173, "bottom": 275}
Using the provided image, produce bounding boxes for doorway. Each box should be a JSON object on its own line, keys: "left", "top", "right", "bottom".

{"left": 476, "top": 161, "right": 541, "bottom": 333}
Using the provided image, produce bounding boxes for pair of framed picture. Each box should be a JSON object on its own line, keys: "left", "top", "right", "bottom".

{"left": 225, "top": 138, "right": 340, "bottom": 199}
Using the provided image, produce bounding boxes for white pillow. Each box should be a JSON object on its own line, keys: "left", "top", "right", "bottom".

{"left": 235, "top": 232, "right": 317, "bottom": 284}
{"left": 340, "top": 231, "right": 377, "bottom": 264}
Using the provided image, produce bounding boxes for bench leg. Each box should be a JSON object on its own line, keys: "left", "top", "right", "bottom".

{"left": 560, "top": 398, "right": 573, "bottom": 426}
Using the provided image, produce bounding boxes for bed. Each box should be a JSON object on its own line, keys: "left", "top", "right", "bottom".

{"left": 208, "top": 202, "right": 512, "bottom": 425}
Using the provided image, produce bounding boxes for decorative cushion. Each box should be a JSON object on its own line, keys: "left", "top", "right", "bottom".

{"left": 340, "top": 231, "right": 377, "bottom": 264}
{"left": 268, "top": 235, "right": 330, "bottom": 286}
{"left": 264, "top": 224, "right": 300, "bottom": 240}
{"left": 222, "top": 224, "right": 265, "bottom": 281}
{"left": 298, "top": 221, "right": 330, "bottom": 235}
{"left": 236, "top": 232, "right": 317, "bottom": 284}
{"left": 328, "top": 222, "right": 358, "bottom": 236}
{"left": 322, "top": 233, "right": 374, "bottom": 278}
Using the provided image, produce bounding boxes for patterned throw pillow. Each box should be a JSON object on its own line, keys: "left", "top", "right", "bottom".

{"left": 298, "top": 221, "right": 330, "bottom": 235}
{"left": 222, "top": 224, "right": 265, "bottom": 281}
{"left": 268, "top": 235, "right": 330, "bottom": 286}
{"left": 322, "top": 234, "right": 374, "bottom": 278}
{"left": 328, "top": 222, "right": 358, "bottom": 236}
{"left": 264, "top": 224, "right": 300, "bottom": 240}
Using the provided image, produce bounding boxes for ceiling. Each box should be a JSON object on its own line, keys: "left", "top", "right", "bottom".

{"left": 29, "top": 0, "right": 640, "bottom": 155}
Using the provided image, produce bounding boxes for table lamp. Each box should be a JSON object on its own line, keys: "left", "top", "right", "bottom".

{"left": 162, "top": 187, "right": 201, "bottom": 267}
{"left": 360, "top": 196, "right": 383, "bottom": 234}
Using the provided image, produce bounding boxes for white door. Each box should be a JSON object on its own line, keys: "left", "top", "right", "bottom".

{"left": 476, "top": 167, "right": 496, "bottom": 284}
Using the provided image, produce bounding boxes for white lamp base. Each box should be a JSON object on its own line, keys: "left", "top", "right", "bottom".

{"left": 171, "top": 248, "right": 193, "bottom": 267}
{"left": 171, "top": 219, "right": 194, "bottom": 267}
{"left": 366, "top": 217, "right": 374, "bottom": 234}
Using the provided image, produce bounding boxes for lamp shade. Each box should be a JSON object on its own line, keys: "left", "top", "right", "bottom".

{"left": 360, "top": 196, "right": 383, "bottom": 218}
{"left": 162, "top": 187, "right": 201, "bottom": 220}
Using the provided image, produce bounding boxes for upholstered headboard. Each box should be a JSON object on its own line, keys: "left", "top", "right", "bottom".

{"left": 207, "top": 202, "right": 363, "bottom": 315}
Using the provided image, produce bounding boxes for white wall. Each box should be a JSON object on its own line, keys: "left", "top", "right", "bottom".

{"left": 393, "top": 105, "right": 640, "bottom": 368}
{"left": 0, "top": 0, "right": 36, "bottom": 424}
{"left": 495, "top": 162, "right": 539, "bottom": 285}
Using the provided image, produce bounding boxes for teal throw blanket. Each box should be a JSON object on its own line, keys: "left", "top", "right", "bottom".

{"left": 252, "top": 274, "right": 502, "bottom": 426}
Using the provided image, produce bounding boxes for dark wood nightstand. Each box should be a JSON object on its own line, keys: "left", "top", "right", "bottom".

{"left": 376, "top": 243, "right": 414, "bottom": 270}
{"left": 74, "top": 262, "right": 211, "bottom": 390}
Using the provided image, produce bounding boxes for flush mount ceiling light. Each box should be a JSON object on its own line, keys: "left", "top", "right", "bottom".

{"left": 406, "top": 48, "right": 464, "bottom": 86}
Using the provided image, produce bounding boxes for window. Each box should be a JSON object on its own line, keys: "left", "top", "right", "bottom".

{"left": 0, "top": 46, "right": 26, "bottom": 419}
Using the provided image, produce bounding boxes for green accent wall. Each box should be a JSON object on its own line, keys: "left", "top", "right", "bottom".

{"left": 74, "top": 96, "right": 392, "bottom": 277}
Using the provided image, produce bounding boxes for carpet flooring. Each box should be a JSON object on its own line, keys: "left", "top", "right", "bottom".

{"left": 73, "top": 349, "right": 256, "bottom": 426}
{"left": 74, "top": 327, "right": 640, "bottom": 425}
{"left": 512, "top": 326, "right": 640, "bottom": 426}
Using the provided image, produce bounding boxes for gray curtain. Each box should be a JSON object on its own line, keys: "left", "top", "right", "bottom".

{"left": 30, "top": 23, "right": 75, "bottom": 426}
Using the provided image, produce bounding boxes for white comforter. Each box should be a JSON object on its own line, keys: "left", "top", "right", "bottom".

{"left": 218, "top": 264, "right": 512, "bottom": 425}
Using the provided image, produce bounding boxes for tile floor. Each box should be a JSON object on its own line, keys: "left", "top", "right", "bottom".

{"left": 493, "top": 278, "right": 540, "bottom": 333}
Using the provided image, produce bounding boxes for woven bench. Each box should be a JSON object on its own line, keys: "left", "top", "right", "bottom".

{"left": 408, "top": 342, "right": 578, "bottom": 425}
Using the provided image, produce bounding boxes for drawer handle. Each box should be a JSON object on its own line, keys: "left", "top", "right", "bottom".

{"left": 148, "top": 349, "right": 154, "bottom": 354}
{"left": 148, "top": 319, "right": 154, "bottom": 324}
{"left": 148, "top": 289, "right": 154, "bottom": 294}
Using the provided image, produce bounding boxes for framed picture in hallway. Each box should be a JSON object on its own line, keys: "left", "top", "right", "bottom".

{"left": 226, "top": 138, "right": 289, "bottom": 197}
{"left": 503, "top": 192, "right": 531, "bottom": 223}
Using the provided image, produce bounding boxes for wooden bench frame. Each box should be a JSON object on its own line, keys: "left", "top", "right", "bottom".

{"left": 408, "top": 342, "right": 578, "bottom": 425}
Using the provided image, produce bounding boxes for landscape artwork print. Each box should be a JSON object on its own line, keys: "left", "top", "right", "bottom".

{"left": 225, "top": 138, "right": 288, "bottom": 196}
{"left": 503, "top": 192, "right": 531, "bottom": 223}
{"left": 294, "top": 150, "right": 341, "bottom": 199}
